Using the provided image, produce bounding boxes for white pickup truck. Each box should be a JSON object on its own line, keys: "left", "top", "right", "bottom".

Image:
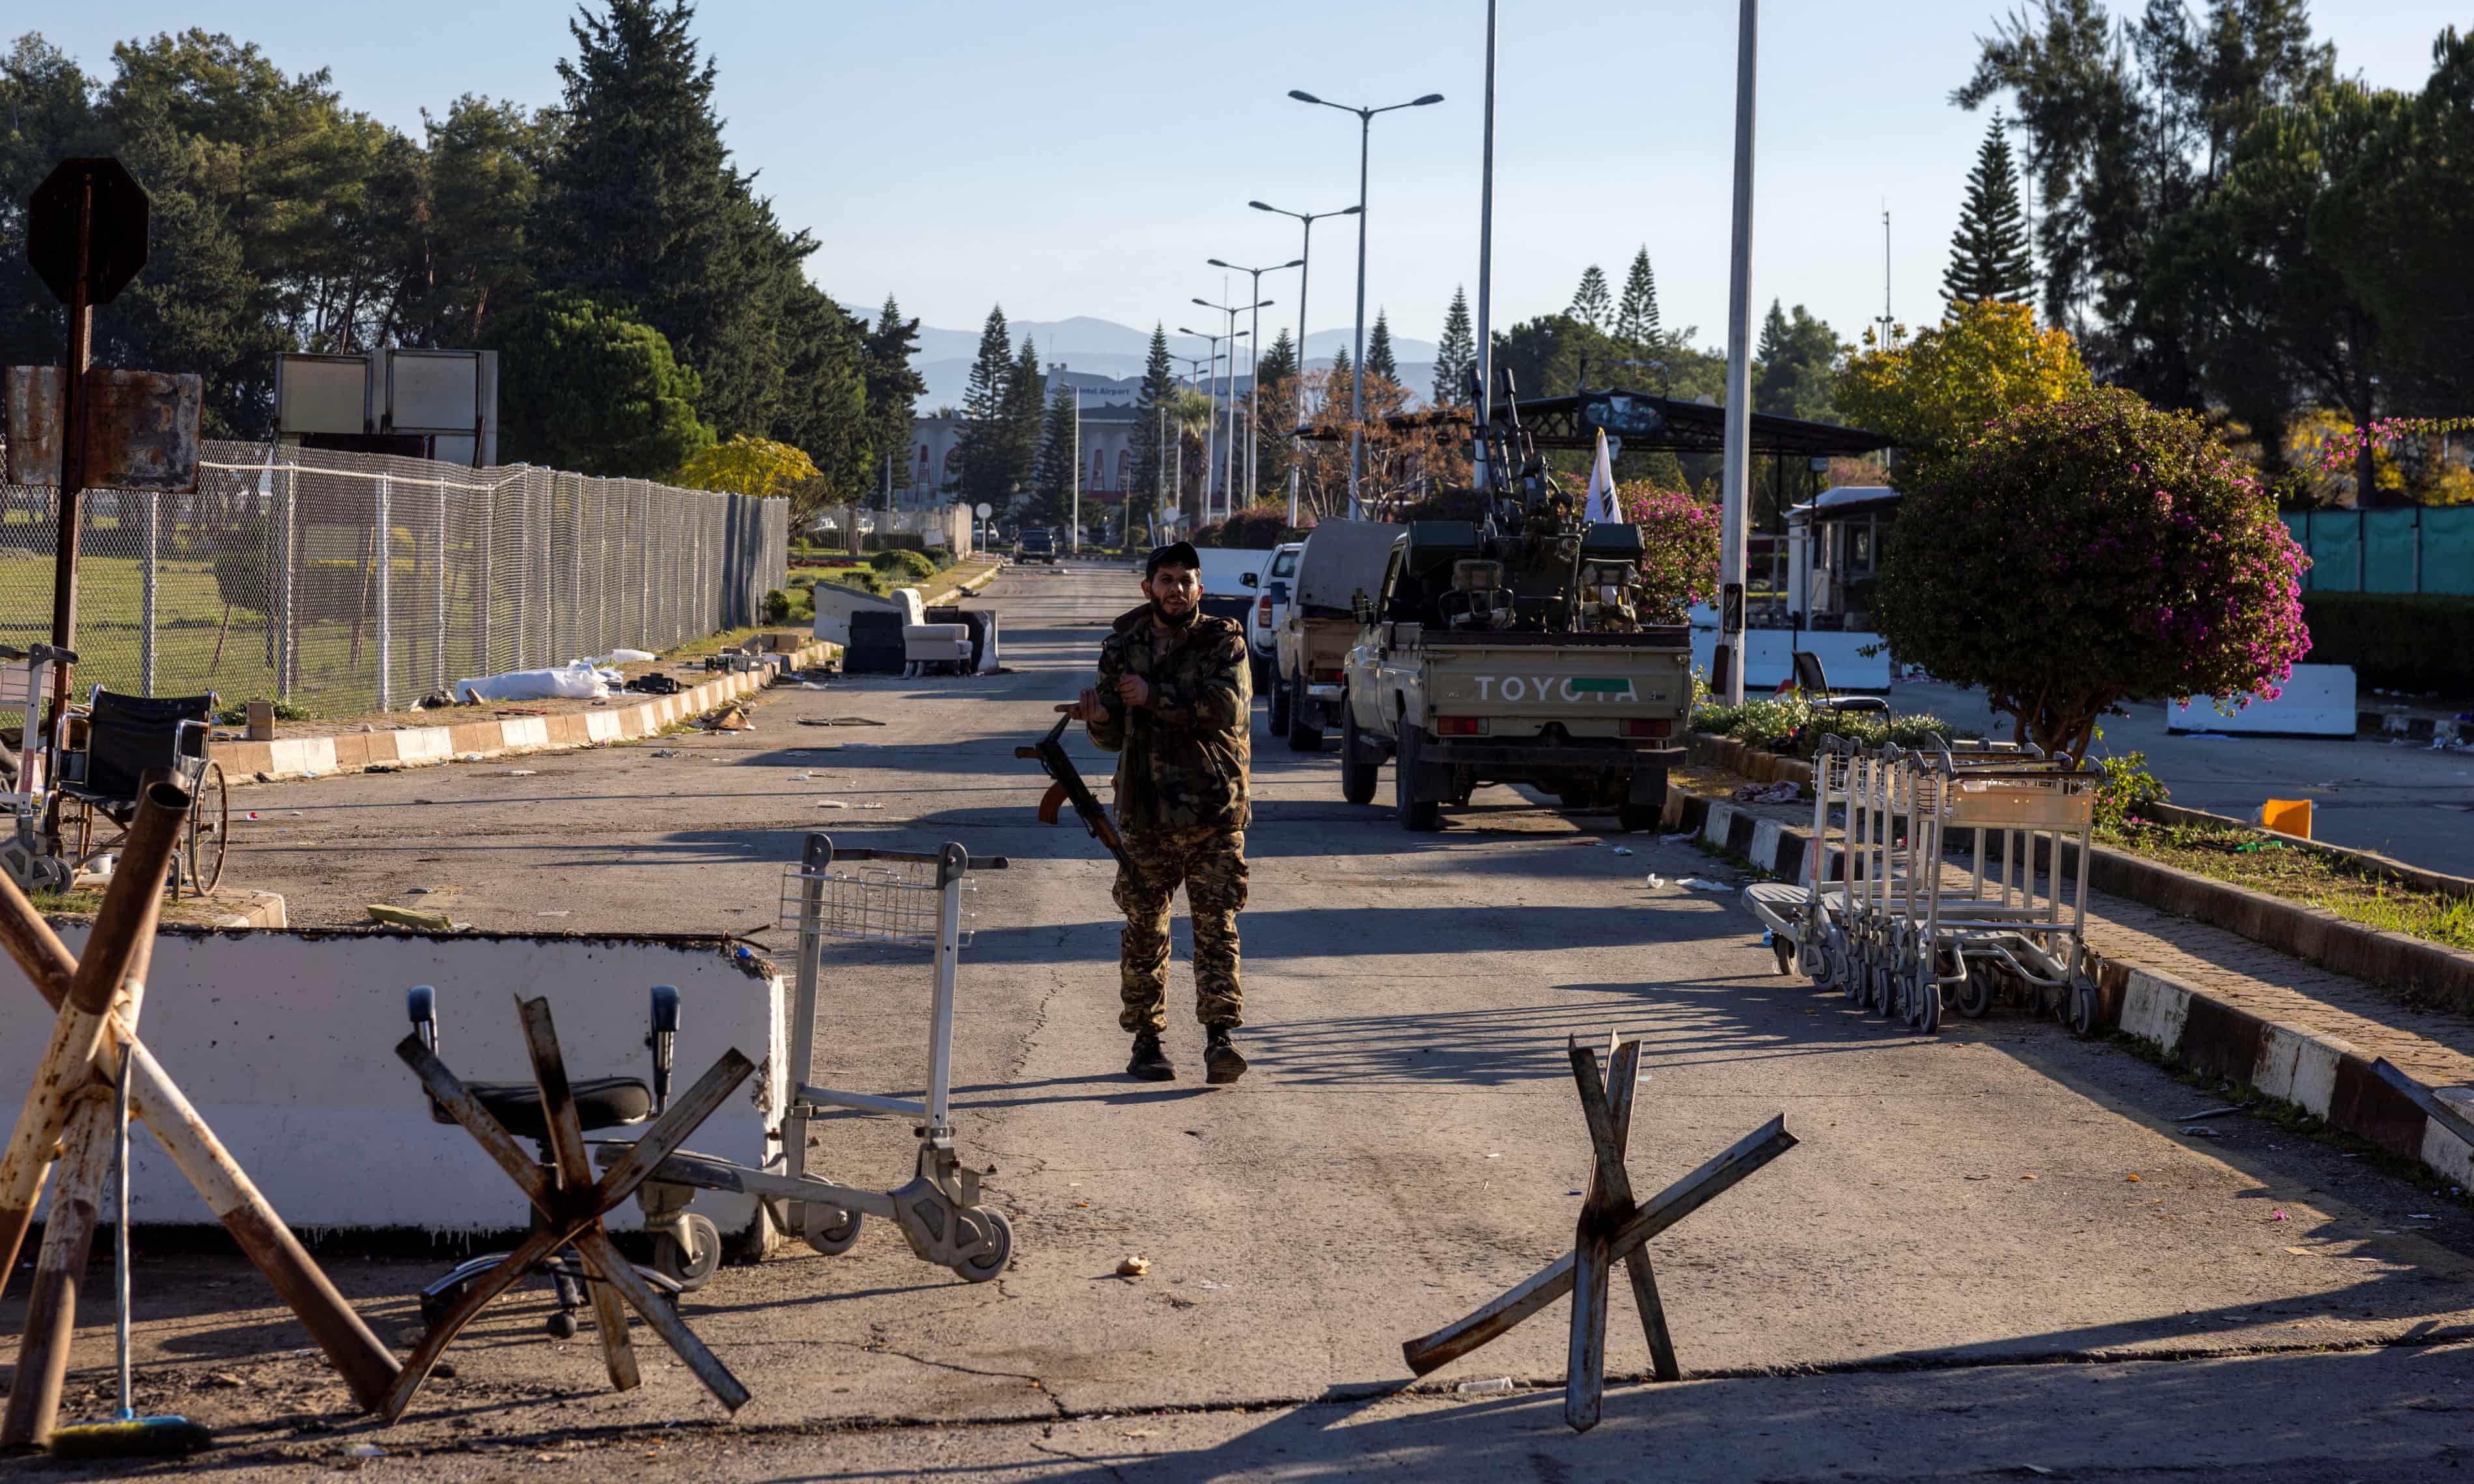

{"left": 1272, "top": 520, "right": 1397, "bottom": 750}
{"left": 1339, "top": 521, "right": 1691, "bottom": 832}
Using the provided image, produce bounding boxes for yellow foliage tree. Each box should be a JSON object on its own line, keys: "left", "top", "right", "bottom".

{"left": 674, "top": 435, "right": 820, "bottom": 499}
{"left": 1835, "top": 301, "right": 2091, "bottom": 471}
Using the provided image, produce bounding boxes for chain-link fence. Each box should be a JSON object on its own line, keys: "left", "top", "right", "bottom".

{"left": 0, "top": 442, "right": 788, "bottom": 717}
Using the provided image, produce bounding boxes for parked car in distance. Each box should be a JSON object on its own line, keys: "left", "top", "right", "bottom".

{"left": 1246, "top": 543, "right": 1303, "bottom": 695}
{"left": 1193, "top": 548, "right": 1269, "bottom": 637}
{"left": 1015, "top": 527, "right": 1057, "bottom": 564}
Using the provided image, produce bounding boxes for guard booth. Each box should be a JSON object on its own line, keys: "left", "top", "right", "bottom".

{"left": 1296, "top": 387, "right": 1898, "bottom": 690}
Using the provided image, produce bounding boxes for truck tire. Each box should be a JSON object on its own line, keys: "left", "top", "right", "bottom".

{"left": 1268, "top": 670, "right": 1291, "bottom": 735}
{"left": 1616, "top": 803, "right": 1661, "bottom": 834}
{"left": 1395, "top": 726, "right": 1441, "bottom": 832}
{"left": 1286, "top": 668, "right": 1324, "bottom": 752}
{"left": 1555, "top": 784, "right": 1596, "bottom": 810}
{"left": 1340, "top": 702, "right": 1379, "bottom": 806}
{"left": 1250, "top": 653, "right": 1272, "bottom": 696}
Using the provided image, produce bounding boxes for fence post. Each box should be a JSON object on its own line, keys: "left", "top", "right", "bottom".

{"left": 139, "top": 492, "right": 158, "bottom": 696}
{"left": 375, "top": 475, "right": 392, "bottom": 714}
{"left": 570, "top": 473, "right": 585, "bottom": 661}
{"left": 434, "top": 485, "right": 449, "bottom": 696}
{"left": 538, "top": 471, "right": 553, "bottom": 665}
{"left": 275, "top": 467, "right": 296, "bottom": 700}
{"left": 479, "top": 478, "right": 494, "bottom": 675}
{"left": 517, "top": 471, "right": 533, "bottom": 670}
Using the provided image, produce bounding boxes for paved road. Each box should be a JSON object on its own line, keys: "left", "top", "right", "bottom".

{"left": 36, "top": 561, "right": 2474, "bottom": 1481}
{"left": 1897, "top": 677, "right": 2474, "bottom": 877}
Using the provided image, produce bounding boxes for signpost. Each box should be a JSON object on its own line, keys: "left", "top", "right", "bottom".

{"left": 23, "top": 158, "right": 152, "bottom": 721}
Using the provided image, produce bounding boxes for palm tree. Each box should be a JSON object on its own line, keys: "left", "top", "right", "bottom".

{"left": 1171, "top": 389, "right": 1214, "bottom": 532}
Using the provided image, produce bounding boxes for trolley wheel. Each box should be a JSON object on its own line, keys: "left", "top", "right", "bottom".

{"left": 1339, "top": 704, "right": 1378, "bottom": 806}
{"left": 186, "top": 760, "right": 229, "bottom": 894}
{"left": 651, "top": 1213, "right": 721, "bottom": 1292}
{"left": 951, "top": 1209, "right": 1014, "bottom": 1283}
{"left": 802, "top": 1206, "right": 864, "bottom": 1257}
{"left": 1772, "top": 937, "right": 1795, "bottom": 976}
{"left": 1957, "top": 967, "right": 1994, "bottom": 1019}
{"left": 547, "top": 1310, "right": 579, "bottom": 1340}
{"left": 1913, "top": 968, "right": 1943, "bottom": 1035}
{"left": 2068, "top": 981, "right": 2099, "bottom": 1037}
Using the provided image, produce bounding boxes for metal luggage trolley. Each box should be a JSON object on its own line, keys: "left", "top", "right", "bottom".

{"left": 1745, "top": 733, "right": 1861, "bottom": 984}
{"left": 1901, "top": 743, "right": 2106, "bottom": 1033}
{"left": 598, "top": 833, "right": 1015, "bottom": 1282}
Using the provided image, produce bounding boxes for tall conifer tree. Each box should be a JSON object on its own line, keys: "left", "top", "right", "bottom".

{"left": 1942, "top": 115, "right": 2038, "bottom": 307}
{"left": 1130, "top": 323, "right": 1176, "bottom": 530}
{"left": 1434, "top": 286, "right": 1475, "bottom": 407}
{"left": 1615, "top": 247, "right": 1661, "bottom": 350}
{"left": 1570, "top": 264, "right": 1613, "bottom": 330}
{"left": 1365, "top": 310, "right": 1399, "bottom": 383}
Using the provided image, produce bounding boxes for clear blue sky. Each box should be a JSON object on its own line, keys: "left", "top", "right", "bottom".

{"left": 32, "top": 1, "right": 2468, "bottom": 357}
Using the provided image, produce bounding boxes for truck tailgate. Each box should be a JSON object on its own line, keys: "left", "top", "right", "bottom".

{"left": 1420, "top": 640, "right": 1691, "bottom": 717}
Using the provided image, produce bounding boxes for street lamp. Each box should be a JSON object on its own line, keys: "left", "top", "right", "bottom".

{"left": 1179, "top": 325, "right": 1249, "bottom": 527}
{"left": 1194, "top": 297, "right": 1267, "bottom": 526}
{"left": 1250, "top": 200, "right": 1359, "bottom": 524}
{"left": 1207, "top": 258, "right": 1301, "bottom": 514}
{"left": 1289, "top": 87, "right": 1444, "bottom": 518}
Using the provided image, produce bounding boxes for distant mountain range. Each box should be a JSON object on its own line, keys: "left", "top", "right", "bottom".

{"left": 853, "top": 306, "right": 1439, "bottom": 412}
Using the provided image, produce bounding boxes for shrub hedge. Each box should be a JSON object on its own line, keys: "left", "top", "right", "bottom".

{"left": 2299, "top": 592, "right": 2474, "bottom": 692}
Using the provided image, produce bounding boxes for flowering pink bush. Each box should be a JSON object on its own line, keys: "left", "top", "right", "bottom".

{"left": 1616, "top": 482, "right": 1721, "bottom": 620}
{"left": 1871, "top": 389, "right": 2311, "bottom": 759}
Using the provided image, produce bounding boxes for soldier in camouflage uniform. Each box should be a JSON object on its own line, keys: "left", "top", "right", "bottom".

{"left": 1058, "top": 542, "right": 1253, "bottom": 1084}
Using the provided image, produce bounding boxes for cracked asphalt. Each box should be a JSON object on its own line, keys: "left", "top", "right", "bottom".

{"left": 12, "top": 560, "right": 2474, "bottom": 1481}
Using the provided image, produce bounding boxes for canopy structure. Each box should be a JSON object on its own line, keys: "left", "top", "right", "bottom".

{"left": 1295, "top": 386, "right": 1895, "bottom": 460}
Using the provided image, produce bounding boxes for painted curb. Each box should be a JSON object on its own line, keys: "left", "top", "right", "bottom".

{"left": 1661, "top": 773, "right": 2474, "bottom": 1183}
{"left": 220, "top": 641, "right": 838, "bottom": 786}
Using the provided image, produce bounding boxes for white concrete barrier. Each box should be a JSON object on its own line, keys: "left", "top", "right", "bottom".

{"left": 2165, "top": 663, "right": 2357, "bottom": 737}
{"left": 1686, "top": 611, "right": 1893, "bottom": 691}
{"left": 2, "top": 928, "right": 785, "bottom": 1237}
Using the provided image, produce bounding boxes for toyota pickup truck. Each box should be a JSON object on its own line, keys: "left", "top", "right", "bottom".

{"left": 1339, "top": 519, "right": 1691, "bottom": 832}
{"left": 1272, "top": 520, "right": 1397, "bottom": 750}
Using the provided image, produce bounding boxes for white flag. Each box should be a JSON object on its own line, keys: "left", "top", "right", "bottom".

{"left": 1584, "top": 428, "right": 1619, "bottom": 523}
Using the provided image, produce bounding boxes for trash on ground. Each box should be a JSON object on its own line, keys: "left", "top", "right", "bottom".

{"left": 707, "top": 704, "right": 755, "bottom": 731}
{"left": 535, "top": 911, "right": 570, "bottom": 918}
{"left": 454, "top": 662, "right": 610, "bottom": 703}
{"left": 1611, "top": 846, "right": 1633, "bottom": 857}
{"left": 2178, "top": 1126, "right": 2221, "bottom": 1137}
{"left": 1645, "top": 873, "right": 1665, "bottom": 887}
{"left": 406, "top": 886, "right": 434, "bottom": 896}
{"left": 1116, "top": 1255, "right": 1151, "bottom": 1278}
{"left": 815, "top": 800, "right": 851, "bottom": 809}
{"left": 1678, "top": 877, "right": 1727, "bottom": 890}
{"left": 1456, "top": 1377, "right": 1516, "bottom": 1395}
{"left": 1731, "top": 780, "right": 1802, "bottom": 804}
{"left": 2178, "top": 1105, "right": 2244, "bottom": 1120}
{"left": 508, "top": 769, "right": 536, "bottom": 776}
{"left": 799, "top": 717, "right": 886, "bottom": 727}
{"left": 365, "top": 904, "right": 456, "bottom": 932}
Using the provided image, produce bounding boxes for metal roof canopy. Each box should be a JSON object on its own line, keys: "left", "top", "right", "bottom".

{"left": 1296, "top": 385, "right": 1895, "bottom": 459}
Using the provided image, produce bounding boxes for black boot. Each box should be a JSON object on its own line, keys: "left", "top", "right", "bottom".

{"left": 1204, "top": 1026, "right": 1248, "bottom": 1085}
{"left": 1126, "top": 1030, "right": 1174, "bottom": 1082}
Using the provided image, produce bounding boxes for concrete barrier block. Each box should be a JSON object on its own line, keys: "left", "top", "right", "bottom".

{"left": 1, "top": 929, "right": 786, "bottom": 1238}
{"left": 1703, "top": 803, "right": 1737, "bottom": 849}
{"left": 2119, "top": 968, "right": 2191, "bottom": 1051}
{"left": 1749, "top": 818, "right": 1783, "bottom": 873}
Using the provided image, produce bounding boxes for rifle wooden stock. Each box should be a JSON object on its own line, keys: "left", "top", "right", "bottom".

{"left": 1020, "top": 714, "right": 1147, "bottom": 891}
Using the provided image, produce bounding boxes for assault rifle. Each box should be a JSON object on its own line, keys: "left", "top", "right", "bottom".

{"left": 1017, "top": 713, "right": 1148, "bottom": 892}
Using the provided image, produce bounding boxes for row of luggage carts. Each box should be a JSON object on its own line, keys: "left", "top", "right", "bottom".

{"left": 1744, "top": 734, "right": 2106, "bottom": 1035}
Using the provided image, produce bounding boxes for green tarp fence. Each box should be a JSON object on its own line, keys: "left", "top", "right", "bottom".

{"left": 2285, "top": 508, "right": 2474, "bottom": 596}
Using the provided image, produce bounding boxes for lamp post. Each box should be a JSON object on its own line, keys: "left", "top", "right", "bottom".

{"left": 1206, "top": 261, "right": 1296, "bottom": 515}
{"left": 1250, "top": 200, "right": 1358, "bottom": 525}
{"left": 1180, "top": 328, "right": 1247, "bottom": 527}
{"left": 1477, "top": 0, "right": 1498, "bottom": 462}
{"left": 1289, "top": 87, "right": 1443, "bottom": 517}
{"left": 1717, "top": 0, "right": 1759, "bottom": 705}
{"left": 1194, "top": 296, "right": 1263, "bottom": 527}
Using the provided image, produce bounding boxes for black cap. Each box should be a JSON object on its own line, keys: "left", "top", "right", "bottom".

{"left": 1145, "top": 540, "right": 1202, "bottom": 578}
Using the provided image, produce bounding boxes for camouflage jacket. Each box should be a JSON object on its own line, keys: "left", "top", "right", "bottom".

{"left": 1086, "top": 605, "right": 1252, "bottom": 833}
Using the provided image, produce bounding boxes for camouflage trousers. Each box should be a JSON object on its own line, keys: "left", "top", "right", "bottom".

{"left": 1113, "top": 825, "right": 1247, "bottom": 1034}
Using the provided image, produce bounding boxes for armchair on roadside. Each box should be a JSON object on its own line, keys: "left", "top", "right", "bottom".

{"left": 1790, "top": 652, "right": 1888, "bottom": 716}
{"left": 53, "top": 685, "right": 229, "bottom": 895}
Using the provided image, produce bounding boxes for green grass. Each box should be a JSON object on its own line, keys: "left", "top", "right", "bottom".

{"left": 2101, "top": 819, "right": 2474, "bottom": 955}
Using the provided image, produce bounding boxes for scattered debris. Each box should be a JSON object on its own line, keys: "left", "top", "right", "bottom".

{"left": 799, "top": 717, "right": 886, "bottom": 727}
{"left": 1678, "top": 877, "right": 1727, "bottom": 890}
{"left": 2178, "top": 1126, "right": 2221, "bottom": 1138}
{"left": 1611, "top": 846, "right": 1633, "bottom": 857}
{"left": 2178, "top": 1105, "right": 2245, "bottom": 1120}
{"left": 365, "top": 904, "right": 456, "bottom": 932}
{"left": 1645, "top": 874, "right": 1665, "bottom": 888}
{"left": 815, "top": 800, "right": 851, "bottom": 809}
{"left": 508, "top": 769, "right": 536, "bottom": 777}
{"left": 1731, "top": 780, "right": 1802, "bottom": 804}
{"left": 1456, "top": 1376, "right": 1516, "bottom": 1395}
{"left": 1116, "top": 1255, "right": 1151, "bottom": 1278}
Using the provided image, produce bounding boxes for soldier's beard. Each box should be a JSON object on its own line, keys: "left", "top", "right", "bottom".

{"left": 1152, "top": 599, "right": 1199, "bottom": 629}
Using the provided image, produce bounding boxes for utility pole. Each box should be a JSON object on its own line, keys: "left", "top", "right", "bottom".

{"left": 1476, "top": 0, "right": 1498, "bottom": 470}
{"left": 1878, "top": 207, "right": 1894, "bottom": 350}
{"left": 1717, "top": 0, "right": 1759, "bottom": 706}
{"left": 1068, "top": 372, "right": 1081, "bottom": 556}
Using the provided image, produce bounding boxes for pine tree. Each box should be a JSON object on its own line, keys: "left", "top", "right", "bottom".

{"left": 1029, "top": 378, "right": 1077, "bottom": 527}
{"left": 1753, "top": 300, "right": 1842, "bottom": 424}
{"left": 1328, "top": 342, "right": 1353, "bottom": 411}
{"left": 1434, "top": 286, "right": 1475, "bottom": 407}
{"left": 954, "top": 305, "right": 1015, "bottom": 506}
{"left": 1252, "top": 328, "right": 1300, "bottom": 498}
{"left": 1365, "top": 310, "right": 1399, "bottom": 384}
{"left": 1003, "top": 338, "right": 1046, "bottom": 509}
{"left": 862, "top": 294, "right": 927, "bottom": 495}
{"left": 1615, "top": 247, "right": 1661, "bottom": 350}
{"left": 1943, "top": 114, "right": 2037, "bottom": 308}
{"left": 1130, "top": 323, "right": 1177, "bottom": 530}
{"left": 1570, "top": 264, "right": 1613, "bottom": 331}
{"left": 533, "top": 0, "right": 799, "bottom": 439}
